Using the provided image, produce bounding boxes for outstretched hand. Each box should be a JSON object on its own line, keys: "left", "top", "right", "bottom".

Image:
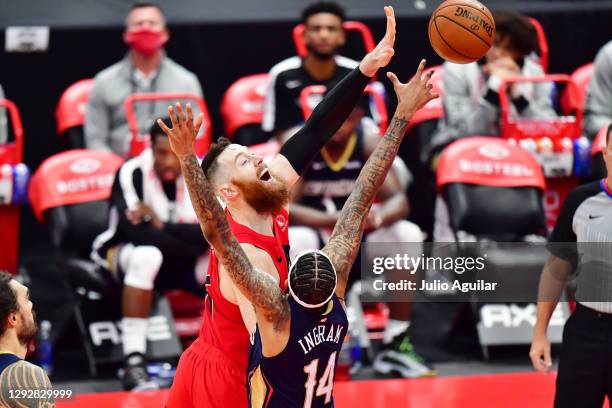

{"left": 359, "top": 6, "right": 396, "bottom": 77}
{"left": 157, "top": 103, "right": 204, "bottom": 159}
{"left": 387, "top": 59, "right": 439, "bottom": 119}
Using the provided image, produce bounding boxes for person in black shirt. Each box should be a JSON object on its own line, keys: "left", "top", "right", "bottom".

{"left": 0, "top": 272, "right": 54, "bottom": 407}
{"left": 530, "top": 124, "right": 612, "bottom": 407}
{"left": 262, "top": 2, "right": 364, "bottom": 141}
{"left": 91, "top": 118, "right": 208, "bottom": 391}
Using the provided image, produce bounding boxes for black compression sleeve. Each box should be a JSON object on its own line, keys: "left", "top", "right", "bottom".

{"left": 279, "top": 67, "right": 371, "bottom": 175}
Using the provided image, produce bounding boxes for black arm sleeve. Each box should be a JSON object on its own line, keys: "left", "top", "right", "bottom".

{"left": 280, "top": 67, "right": 371, "bottom": 175}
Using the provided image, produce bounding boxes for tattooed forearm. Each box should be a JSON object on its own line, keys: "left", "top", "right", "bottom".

{"left": 180, "top": 155, "right": 288, "bottom": 326}
{"left": 180, "top": 154, "right": 232, "bottom": 246}
{"left": 323, "top": 116, "right": 409, "bottom": 283}
{"left": 243, "top": 267, "right": 290, "bottom": 329}
{"left": 0, "top": 361, "right": 55, "bottom": 407}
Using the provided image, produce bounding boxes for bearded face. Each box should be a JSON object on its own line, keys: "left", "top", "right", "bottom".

{"left": 17, "top": 308, "right": 37, "bottom": 346}
{"left": 303, "top": 13, "right": 345, "bottom": 60}
{"left": 231, "top": 171, "right": 289, "bottom": 213}
{"left": 8, "top": 279, "right": 38, "bottom": 347}
{"left": 217, "top": 144, "right": 290, "bottom": 213}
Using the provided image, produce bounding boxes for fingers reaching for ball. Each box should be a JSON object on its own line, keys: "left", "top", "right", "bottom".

{"left": 388, "top": 59, "right": 439, "bottom": 118}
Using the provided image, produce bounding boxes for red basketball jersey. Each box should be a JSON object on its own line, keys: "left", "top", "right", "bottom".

{"left": 198, "top": 207, "right": 290, "bottom": 372}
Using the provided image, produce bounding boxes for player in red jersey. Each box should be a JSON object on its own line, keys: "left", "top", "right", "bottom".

{"left": 162, "top": 7, "right": 397, "bottom": 407}
{"left": 167, "top": 60, "right": 436, "bottom": 408}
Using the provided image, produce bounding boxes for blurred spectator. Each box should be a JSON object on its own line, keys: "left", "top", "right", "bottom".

{"left": 91, "top": 118, "right": 208, "bottom": 391}
{"left": 262, "top": 1, "right": 361, "bottom": 141}
{"left": 84, "top": 2, "right": 203, "bottom": 157}
{"left": 289, "top": 107, "right": 433, "bottom": 378}
{"left": 0, "top": 84, "right": 8, "bottom": 144}
{"left": 429, "top": 11, "right": 556, "bottom": 157}
{"left": 584, "top": 41, "right": 612, "bottom": 140}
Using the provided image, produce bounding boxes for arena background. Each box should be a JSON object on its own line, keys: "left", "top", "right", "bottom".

{"left": 1, "top": 0, "right": 612, "bottom": 405}
{"left": 4, "top": 0, "right": 611, "bottom": 337}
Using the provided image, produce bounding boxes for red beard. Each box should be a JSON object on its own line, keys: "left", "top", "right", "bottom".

{"left": 232, "top": 174, "right": 289, "bottom": 214}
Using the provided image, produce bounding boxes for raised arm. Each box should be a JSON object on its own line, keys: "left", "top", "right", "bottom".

{"left": 157, "top": 104, "right": 288, "bottom": 327}
{"left": 275, "top": 6, "right": 396, "bottom": 182}
{"left": 322, "top": 60, "right": 438, "bottom": 298}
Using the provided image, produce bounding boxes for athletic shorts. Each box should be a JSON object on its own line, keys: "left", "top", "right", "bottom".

{"left": 165, "top": 338, "right": 247, "bottom": 408}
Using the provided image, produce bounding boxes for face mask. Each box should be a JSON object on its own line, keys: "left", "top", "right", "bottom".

{"left": 125, "top": 27, "right": 166, "bottom": 56}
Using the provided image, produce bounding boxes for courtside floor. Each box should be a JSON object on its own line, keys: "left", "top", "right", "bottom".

{"left": 55, "top": 371, "right": 611, "bottom": 408}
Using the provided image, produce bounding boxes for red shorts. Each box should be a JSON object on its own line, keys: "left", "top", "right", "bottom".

{"left": 165, "top": 338, "right": 247, "bottom": 408}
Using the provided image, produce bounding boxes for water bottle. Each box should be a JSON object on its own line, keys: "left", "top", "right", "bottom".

{"left": 147, "top": 362, "right": 175, "bottom": 388}
{"left": 519, "top": 138, "right": 537, "bottom": 155}
{"left": 0, "top": 164, "right": 13, "bottom": 205}
{"left": 37, "top": 320, "right": 53, "bottom": 376}
{"left": 537, "top": 137, "right": 554, "bottom": 155}
{"left": 348, "top": 329, "right": 363, "bottom": 375}
{"left": 573, "top": 136, "right": 591, "bottom": 177}
{"left": 12, "top": 163, "right": 29, "bottom": 205}
{"left": 557, "top": 137, "right": 574, "bottom": 154}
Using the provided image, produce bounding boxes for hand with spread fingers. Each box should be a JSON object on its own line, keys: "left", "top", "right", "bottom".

{"left": 157, "top": 103, "right": 204, "bottom": 160}
{"left": 387, "top": 59, "right": 439, "bottom": 119}
{"left": 359, "top": 6, "right": 396, "bottom": 77}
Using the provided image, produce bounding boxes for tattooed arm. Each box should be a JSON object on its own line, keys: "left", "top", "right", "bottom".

{"left": 322, "top": 60, "right": 438, "bottom": 299}
{"left": 158, "top": 104, "right": 289, "bottom": 329}
{"left": 0, "top": 361, "right": 55, "bottom": 407}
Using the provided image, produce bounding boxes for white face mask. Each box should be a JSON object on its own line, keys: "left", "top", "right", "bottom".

{"left": 288, "top": 249, "right": 337, "bottom": 309}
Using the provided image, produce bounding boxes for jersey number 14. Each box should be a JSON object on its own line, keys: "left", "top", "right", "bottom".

{"left": 303, "top": 351, "right": 336, "bottom": 408}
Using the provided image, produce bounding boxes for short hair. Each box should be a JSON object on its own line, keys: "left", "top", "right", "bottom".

{"left": 200, "top": 137, "right": 232, "bottom": 180}
{"left": 607, "top": 123, "right": 612, "bottom": 145}
{"left": 149, "top": 117, "right": 172, "bottom": 146}
{"left": 0, "top": 272, "right": 18, "bottom": 338}
{"left": 493, "top": 11, "right": 539, "bottom": 57}
{"left": 129, "top": 1, "right": 164, "bottom": 15}
{"left": 127, "top": 2, "right": 166, "bottom": 26}
{"left": 289, "top": 250, "right": 337, "bottom": 308}
{"left": 301, "top": 2, "right": 346, "bottom": 25}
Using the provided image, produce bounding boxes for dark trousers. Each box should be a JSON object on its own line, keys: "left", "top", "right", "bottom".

{"left": 554, "top": 303, "right": 612, "bottom": 408}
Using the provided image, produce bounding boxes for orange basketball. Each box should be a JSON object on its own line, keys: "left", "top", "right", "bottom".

{"left": 428, "top": 0, "right": 496, "bottom": 64}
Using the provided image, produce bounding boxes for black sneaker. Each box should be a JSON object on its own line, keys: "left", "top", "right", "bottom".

{"left": 121, "top": 353, "right": 159, "bottom": 391}
{"left": 373, "top": 334, "right": 436, "bottom": 378}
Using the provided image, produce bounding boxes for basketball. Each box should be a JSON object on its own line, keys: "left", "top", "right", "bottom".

{"left": 428, "top": 0, "right": 496, "bottom": 64}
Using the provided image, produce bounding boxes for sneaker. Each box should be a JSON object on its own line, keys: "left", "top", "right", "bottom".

{"left": 121, "top": 353, "right": 159, "bottom": 391}
{"left": 373, "top": 335, "right": 436, "bottom": 378}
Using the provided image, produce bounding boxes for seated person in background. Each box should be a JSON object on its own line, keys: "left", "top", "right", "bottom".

{"left": 289, "top": 106, "right": 433, "bottom": 378}
{"left": 429, "top": 11, "right": 556, "bottom": 156}
{"left": 85, "top": 2, "right": 203, "bottom": 157}
{"left": 584, "top": 40, "right": 612, "bottom": 140}
{"left": 262, "top": 1, "right": 364, "bottom": 141}
{"left": 91, "top": 118, "right": 208, "bottom": 391}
